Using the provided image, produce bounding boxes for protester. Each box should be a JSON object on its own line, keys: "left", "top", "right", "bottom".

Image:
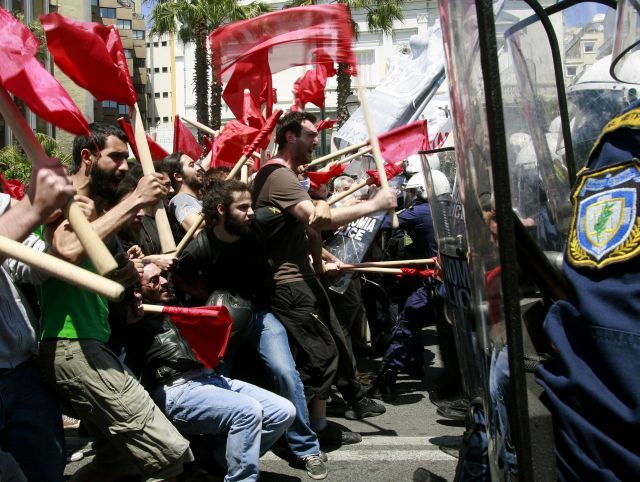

{"left": 126, "top": 263, "right": 296, "bottom": 482}
{"left": 174, "top": 179, "right": 329, "bottom": 479}
{"left": 251, "top": 111, "right": 397, "bottom": 443}
{"left": 166, "top": 151, "right": 205, "bottom": 239}
{"left": 0, "top": 160, "right": 76, "bottom": 482}
{"left": 37, "top": 123, "right": 193, "bottom": 481}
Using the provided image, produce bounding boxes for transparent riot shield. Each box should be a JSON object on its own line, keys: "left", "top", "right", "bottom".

{"left": 437, "top": 1, "right": 623, "bottom": 481}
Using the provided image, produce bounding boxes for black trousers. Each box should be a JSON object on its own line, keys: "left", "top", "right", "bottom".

{"left": 271, "top": 277, "right": 365, "bottom": 404}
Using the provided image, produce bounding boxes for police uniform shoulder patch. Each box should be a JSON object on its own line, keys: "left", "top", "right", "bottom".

{"left": 567, "top": 160, "right": 640, "bottom": 269}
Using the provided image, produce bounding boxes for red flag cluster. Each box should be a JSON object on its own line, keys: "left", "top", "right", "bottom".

{"left": 223, "top": 51, "right": 272, "bottom": 123}
{"left": 0, "top": 172, "right": 25, "bottom": 200}
{"left": 367, "top": 163, "right": 405, "bottom": 186}
{"left": 161, "top": 305, "right": 232, "bottom": 369}
{"left": 174, "top": 116, "right": 203, "bottom": 162}
{"left": 0, "top": 8, "right": 89, "bottom": 136}
{"left": 399, "top": 268, "right": 437, "bottom": 279}
{"left": 41, "top": 12, "right": 136, "bottom": 106}
{"left": 210, "top": 121, "right": 260, "bottom": 169}
{"left": 118, "top": 118, "right": 169, "bottom": 162}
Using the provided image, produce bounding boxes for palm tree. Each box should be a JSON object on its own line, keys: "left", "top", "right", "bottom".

{"left": 149, "top": 0, "right": 269, "bottom": 130}
{"left": 287, "top": 0, "right": 405, "bottom": 126}
{"left": 0, "top": 133, "right": 72, "bottom": 184}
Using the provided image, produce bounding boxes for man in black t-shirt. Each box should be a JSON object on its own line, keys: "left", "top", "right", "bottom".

{"left": 174, "top": 180, "right": 329, "bottom": 479}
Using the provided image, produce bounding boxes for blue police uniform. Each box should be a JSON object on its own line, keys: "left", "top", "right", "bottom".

{"left": 535, "top": 103, "right": 640, "bottom": 481}
{"left": 380, "top": 201, "right": 438, "bottom": 372}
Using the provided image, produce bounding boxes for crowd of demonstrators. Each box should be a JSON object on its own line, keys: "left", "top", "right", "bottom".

{"left": 0, "top": 114, "right": 459, "bottom": 482}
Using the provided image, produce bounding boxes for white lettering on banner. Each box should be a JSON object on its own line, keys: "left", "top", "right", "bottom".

{"left": 335, "top": 216, "right": 378, "bottom": 241}
{"left": 441, "top": 255, "right": 472, "bottom": 310}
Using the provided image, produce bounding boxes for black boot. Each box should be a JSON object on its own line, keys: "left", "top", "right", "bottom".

{"left": 367, "top": 368, "right": 398, "bottom": 400}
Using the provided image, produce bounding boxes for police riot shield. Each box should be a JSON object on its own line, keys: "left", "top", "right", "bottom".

{"left": 436, "top": 1, "right": 624, "bottom": 481}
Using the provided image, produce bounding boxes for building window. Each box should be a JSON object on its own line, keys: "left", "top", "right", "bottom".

{"left": 162, "top": 67, "right": 168, "bottom": 73}
{"left": 91, "top": 0, "right": 98, "bottom": 6}
{"left": 161, "top": 41, "right": 167, "bottom": 47}
{"left": 154, "top": 67, "right": 160, "bottom": 73}
{"left": 102, "top": 100, "right": 117, "bottom": 108}
{"left": 583, "top": 41, "right": 595, "bottom": 53}
{"left": 356, "top": 50, "right": 378, "bottom": 86}
{"left": 134, "top": 58, "right": 145, "bottom": 68}
{"left": 566, "top": 66, "right": 577, "bottom": 77}
{"left": 133, "top": 30, "right": 145, "bottom": 40}
{"left": 99, "top": 7, "right": 116, "bottom": 18}
{"left": 153, "top": 42, "right": 159, "bottom": 47}
{"left": 162, "top": 92, "right": 168, "bottom": 98}
{"left": 118, "top": 104, "right": 128, "bottom": 115}
{"left": 116, "top": 19, "right": 132, "bottom": 30}
{"left": 163, "top": 117, "right": 169, "bottom": 123}
{"left": 124, "top": 49, "right": 133, "bottom": 59}
{"left": 154, "top": 92, "right": 160, "bottom": 98}
{"left": 155, "top": 117, "right": 160, "bottom": 123}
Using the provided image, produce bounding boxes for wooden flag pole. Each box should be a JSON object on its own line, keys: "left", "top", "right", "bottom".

{"left": 181, "top": 116, "right": 218, "bottom": 137}
{"left": 0, "top": 87, "right": 119, "bottom": 275}
{"left": 141, "top": 303, "right": 164, "bottom": 313}
{"left": 337, "top": 146, "right": 373, "bottom": 165}
{"left": 174, "top": 212, "right": 204, "bottom": 257}
{"left": 130, "top": 103, "right": 177, "bottom": 253}
{"left": 341, "top": 266, "right": 403, "bottom": 274}
{"left": 340, "top": 258, "right": 436, "bottom": 269}
{"left": 357, "top": 80, "right": 399, "bottom": 228}
{"left": 0, "top": 235, "right": 124, "bottom": 301}
{"left": 327, "top": 178, "right": 372, "bottom": 206}
{"left": 306, "top": 140, "right": 368, "bottom": 168}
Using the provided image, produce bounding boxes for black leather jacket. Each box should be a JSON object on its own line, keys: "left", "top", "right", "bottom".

{"left": 125, "top": 312, "right": 203, "bottom": 391}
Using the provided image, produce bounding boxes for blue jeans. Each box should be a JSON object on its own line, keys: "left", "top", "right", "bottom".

{"left": 0, "top": 358, "right": 65, "bottom": 482}
{"left": 153, "top": 372, "right": 295, "bottom": 482}
{"left": 222, "top": 311, "right": 321, "bottom": 458}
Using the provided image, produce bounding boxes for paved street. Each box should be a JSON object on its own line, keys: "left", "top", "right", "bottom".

{"left": 64, "top": 325, "right": 464, "bottom": 481}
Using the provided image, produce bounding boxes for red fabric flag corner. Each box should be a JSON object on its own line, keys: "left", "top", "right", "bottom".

{"left": 0, "top": 172, "right": 25, "bottom": 199}
{"left": 118, "top": 118, "right": 168, "bottom": 162}
{"left": 173, "top": 116, "right": 203, "bottom": 162}
{"left": 222, "top": 50, "right": 272, "bottom": 123}
{"left": 162, "top": 305, "right": 232, "bottom": 369}
{"left": 366, "top": 162, "right": 405, "bottom": 186}
{"left": 377, "top": 120, "right": 429, "bottom": 164}
{"left": 316, "top": 119, "right": 337, "bottom": 131}
{"left": 40, "top": 12, "right": 137, "bottom": 106}
{"left": 0, "top": 8, "right": 89, "bottom": 136}
{"left": 307, "top": 162, "right": 347, "bottom": 186}
{"left": 293, "top": 49, "right": 336, "bottom": 110}
{"left": 242, "top": 89, "right": 266, "bottom": 130}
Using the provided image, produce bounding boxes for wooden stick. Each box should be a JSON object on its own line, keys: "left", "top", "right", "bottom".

{"left": 328, "top": 178, "right": 371, "bottom": 206}
{"left": 0, "top": 87, "right": 119, "bottom": 275}
{"left": 0, "top": 235, "right": 124, "bottom": 301}
{"left": 341, "top": 266, "right": 403, "bottom": 274}
{"left": 141, "top": 303, "right": 164, "bottom": 313}
{"left": 337, "top": 146, "right": 373, "bottom": 165}
{"left": 174, "top": 212, "right": 203, "bottom": 257}
{"left": 357, "top": 81, "right": 399, "bottom": 228}
{"left": 341, "top": 258, "right": 436, "bottom": 269}
{"left": 130, "top": 104, "right": 177, "bottom": 254}
{"left": 306, "top": 140, "right": 369, "bottom": 168}
{"left": 181, "top": 116, "right": 218, "bottom": 137}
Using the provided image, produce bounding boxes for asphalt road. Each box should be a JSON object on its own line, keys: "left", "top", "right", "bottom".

{"left": 64, "top": 325, "right": 464, "bottom": 481}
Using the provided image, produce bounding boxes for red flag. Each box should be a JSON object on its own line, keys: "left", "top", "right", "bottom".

{"left": 377, "top": 121, "right": 429, "bottom": 164}
{"left": 222, "top": 50, "right": 272, "bottom": 123}
{"left": 40, "top": 12, "right": 137, "bottom": 106}
{"left": 366, "top": 163, "right": 405, "bottom": 186}
{"left": 174, "top": 116, "right": 203, "bottom": 162}
{"left": 0, "top": 8, "right": 89, "bottom": 135}
{"left": 161, "top": 305, "right": 232, "bottom": 369}
{"left": 0, "top": 172, "right": 25, "bottom": 200}
{"left": 118, "top": 118, "right": 168, "bottom": 162}
{"left": 202, "top": 135, "right": 213, "bottom": 156}
{"left": 211, "top": 4, "right": 356, "bottom": 81}
{"left": 211, "top": 121, "right": 259, "bottom": 169}
{"left": 293, "top": 49, "right": 336, "bottom": 110}
{"left": 400, "top": 268, "right": 437, "bottom": 279}
{"left": 316, "top": 119, "right": 337, "bottom": 131}
{"left": 307, "top": 163, "right": 347, "bottom": 186}
{"left": 242, "top": 89, "right": 266, "bottom": 130}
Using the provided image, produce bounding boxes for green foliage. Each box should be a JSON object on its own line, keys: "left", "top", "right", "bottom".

{"left": 0, "top": 134, "right": 72, "bottom": 184}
